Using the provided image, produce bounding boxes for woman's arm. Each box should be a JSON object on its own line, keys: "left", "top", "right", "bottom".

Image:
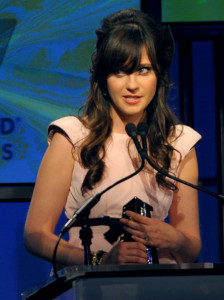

{"left": 168, "top": 147, "right": 201, "bottom": 262}
{"left": 120, "top": 148, "right": 201, "bottom": 263}
{"left": 24, "top": 133, "right": 84, "bottom": 266}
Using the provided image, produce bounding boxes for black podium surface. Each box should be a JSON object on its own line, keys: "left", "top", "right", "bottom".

{"left": 21, "top": 263, "right": 224, "bottom": 300}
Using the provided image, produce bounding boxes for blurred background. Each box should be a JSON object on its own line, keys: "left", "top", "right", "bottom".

{"left": 0, "top": 0, "right": 223, "bottom": 298}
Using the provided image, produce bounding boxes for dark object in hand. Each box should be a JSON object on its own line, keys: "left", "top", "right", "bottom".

{"left": 121, "top": 197, "right": 159, "bottom": 264}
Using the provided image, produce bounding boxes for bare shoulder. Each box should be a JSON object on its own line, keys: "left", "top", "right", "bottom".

{"left": 178, "top": 147, "right": 198, "bottom": 182}
{"left": 48, "top": 131, "right": 74, "bottom": 152}
{"left": 42, "top": 132, "right": 75, "bottom": 167}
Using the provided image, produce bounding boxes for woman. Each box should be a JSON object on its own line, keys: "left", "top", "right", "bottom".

{"left": 24, "top": 9, "right": 201, "bottom": 266}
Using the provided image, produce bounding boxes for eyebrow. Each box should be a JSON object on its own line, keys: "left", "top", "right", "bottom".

{"left": 138, "top": 63, "right": 152, "bottom": 67}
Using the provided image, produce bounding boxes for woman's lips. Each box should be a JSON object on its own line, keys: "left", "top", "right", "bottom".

{"left": 123, "top": 95, "right": 142, "bottom": 104}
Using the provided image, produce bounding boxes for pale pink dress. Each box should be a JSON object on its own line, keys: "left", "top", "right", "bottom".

{"left": 48, "top": 116, "right": 201, "bottom": 263}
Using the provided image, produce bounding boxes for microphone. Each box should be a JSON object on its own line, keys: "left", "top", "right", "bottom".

{"left": 137, "top": 122, "right": 149, "bottom": 154}
{"left": 125, "top": 123, "right": 143, "bottom": 156}
{"left": 60, "top": 193, "right": 102, "bottom": 234}
{"left": 125, "top": 122, "right": 148, "bottom": 160}
{"left": 134, "top": 122, "right": 224, "bottom": 203}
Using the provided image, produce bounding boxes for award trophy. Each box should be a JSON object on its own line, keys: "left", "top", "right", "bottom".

{"left": 122, "top": 197, "right": 159, "bottom": 264}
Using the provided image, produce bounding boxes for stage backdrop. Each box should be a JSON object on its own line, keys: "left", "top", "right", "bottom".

{"left": 0, "top": 0, "right": 139, "bottom": 184}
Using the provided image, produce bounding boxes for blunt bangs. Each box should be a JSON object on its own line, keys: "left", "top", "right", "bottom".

{"left": 96, "top": 25, "right": 156, "bottom": 77}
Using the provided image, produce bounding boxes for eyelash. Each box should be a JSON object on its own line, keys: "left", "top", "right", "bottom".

{"left": 113, "top": 70, "right": 124, "bottom": 75}
{"left": 113, "top": 66, "right": 152, "bottom": 76}
{"left": 138, "top": 66, "right": 152, "bottom": 74}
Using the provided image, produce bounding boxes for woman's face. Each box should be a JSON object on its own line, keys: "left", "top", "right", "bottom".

{"left": 107, "top": 46, "right": 157, "bottom": 126}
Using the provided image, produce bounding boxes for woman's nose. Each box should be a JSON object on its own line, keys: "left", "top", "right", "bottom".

{"left": 126, "top": 74, "right": 138, "bottom": 91}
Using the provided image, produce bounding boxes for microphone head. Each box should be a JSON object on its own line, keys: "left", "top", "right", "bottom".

{"left": 125, "top": 123, "right": 137, "bottom": 138}
{"left": 137, "top": 122, "right": 149, "bottom": 135}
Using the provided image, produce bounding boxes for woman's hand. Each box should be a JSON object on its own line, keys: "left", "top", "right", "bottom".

{"left": 120, "top": 211, "right": 179, "bottom": 251}
{"left": 101, "top": 240, "right": 148, "bottom": 265}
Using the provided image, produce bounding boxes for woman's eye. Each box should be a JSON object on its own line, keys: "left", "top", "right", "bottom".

{"left": 138, "top": 67, "right": 152, "bottom": 74}
{"left": 114, "top": 69, "right": 126, "bottom": 76}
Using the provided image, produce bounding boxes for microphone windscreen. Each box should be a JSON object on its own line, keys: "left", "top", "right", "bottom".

{"left": 125, "top": 123, "right": 137, "bottom": 137}
{"left": 137, "top": 122, "right": 149, "bottom": 135}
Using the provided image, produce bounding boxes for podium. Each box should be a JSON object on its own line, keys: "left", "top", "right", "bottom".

{"left": 21, "top": 263, "right": 224, "bottom": 300}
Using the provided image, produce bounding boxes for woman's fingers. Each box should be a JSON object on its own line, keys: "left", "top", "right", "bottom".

{"left": 124, "top": 210, "right": 150, "bottom": 224}
{"left": 103, "top": 241, "right": 149, "bottom": 264}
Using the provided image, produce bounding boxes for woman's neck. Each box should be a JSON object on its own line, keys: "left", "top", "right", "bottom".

{"left": 111, "top": 111, "right": 146, "bottom": 134}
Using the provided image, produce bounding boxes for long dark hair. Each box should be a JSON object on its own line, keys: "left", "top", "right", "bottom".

{"left": 77, "top": 9, "right": 179, "bottom": 194}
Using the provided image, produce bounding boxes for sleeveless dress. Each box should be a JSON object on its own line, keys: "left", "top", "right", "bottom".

{"left": 48, "top": 116, "right": 202, "bottom": 263}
